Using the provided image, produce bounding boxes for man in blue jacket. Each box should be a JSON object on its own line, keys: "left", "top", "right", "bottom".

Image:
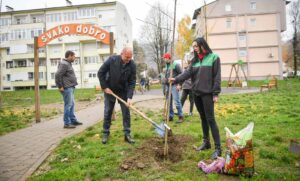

{"left": 98, "top": 47, "right": 136, "bottom": 144}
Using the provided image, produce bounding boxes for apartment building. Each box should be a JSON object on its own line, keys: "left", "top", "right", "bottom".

{"left": 192, "top": 0, "right": 289, "bottom": 79}
{"left": 0, "top": 1, "right": 132, "bottom": 90}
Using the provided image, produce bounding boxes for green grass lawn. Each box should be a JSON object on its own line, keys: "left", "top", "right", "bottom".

{"left": 0, "top": 88, "right": 97, "bottom": 108}
{"left": 29, "top": 79, "right": 300, "bottom": 180}
{"left": 0, "top": 88, "right": 98, "bottom": 135}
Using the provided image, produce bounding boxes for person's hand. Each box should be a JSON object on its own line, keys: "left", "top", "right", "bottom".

{"left": 213, "top": 95, "right": 219, "bottom": 103}
{"left": 59, "top": 87, "right": 64, "bottom": 92}
{"left": 168, "top": 78, "right": 175, "bottom": 83}
{"left": 104, "top": 88, "right": 113, "bottom": 94}
{"left": 176, "top": 85, "right": 181, "bottom": 91}
{"left": 127, "top": 98, "right": 132, "bottom": 107}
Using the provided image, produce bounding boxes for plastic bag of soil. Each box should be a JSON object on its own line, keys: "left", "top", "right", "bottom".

{"left": 224, "top": 122, "right": 254, "bottom": 176}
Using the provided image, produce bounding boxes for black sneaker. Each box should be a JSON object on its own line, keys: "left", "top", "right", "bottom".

{"left": 71, "top": 121, "right": 83, "bottom": 126}
{"left": 124, "top": 135, "right": 135, "bottom": 144}
{"left": 102, "top": 134, "right": 109, "bottom": 144}
{"left": 64, "top": 124, "right": 76, "bottom": 129}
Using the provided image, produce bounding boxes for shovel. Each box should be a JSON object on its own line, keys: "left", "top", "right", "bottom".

{"left": 110, "top": 92, "right": 171, "bottom": 137}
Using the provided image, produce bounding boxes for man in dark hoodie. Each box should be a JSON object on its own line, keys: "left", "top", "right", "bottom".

{"left": 169, "top": 37, "right": 222, "bottom": 159}
{"left": 98, "top": 47, "right": 136, "bottom": 144}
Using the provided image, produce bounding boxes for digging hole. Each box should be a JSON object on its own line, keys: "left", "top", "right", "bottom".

{"left": 120, "top": 135, "right": 193, "bottom": 171}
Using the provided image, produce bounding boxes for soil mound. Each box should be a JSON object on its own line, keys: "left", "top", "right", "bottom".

{"left": 120, "top": 135, "right": 192, "bottom": 171}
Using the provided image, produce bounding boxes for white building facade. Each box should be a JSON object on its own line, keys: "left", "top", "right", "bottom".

{"left": 0, "top": 1, "right": 132, "bottom": 90}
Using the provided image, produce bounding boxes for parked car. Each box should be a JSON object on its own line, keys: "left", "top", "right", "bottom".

{"left": 283, "top": 71, "right": 300, "bottom": 79}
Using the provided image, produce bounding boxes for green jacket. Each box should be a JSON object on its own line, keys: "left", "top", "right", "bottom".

{"left": 174, "top": 53, "right": 221, "bottom": 96}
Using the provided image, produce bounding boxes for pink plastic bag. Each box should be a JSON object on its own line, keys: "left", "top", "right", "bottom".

{"left": 198, "top": 157, "right": 225, "bottom": 174}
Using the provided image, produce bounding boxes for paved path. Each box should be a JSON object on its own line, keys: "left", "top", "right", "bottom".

{"left": 0, "top": 87, "right": 259, "bottom": 181}
{"left": 0, "top": 94, "right": 162, "bottom": 181}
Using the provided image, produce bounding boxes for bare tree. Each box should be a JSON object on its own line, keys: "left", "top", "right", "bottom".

{"left": 290, "top": 0, "right": 300, "bottom": 76}
{"left": 147, "top": 67, "right": 158, "bottom": 79}
{"left": 139, "top": 2, "right": 172, "bottom": 74}
{"left": 133, "top": 40, "right": 146, "bottom": 79}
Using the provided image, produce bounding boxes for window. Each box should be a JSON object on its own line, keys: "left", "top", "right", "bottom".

{"left": 39, "top": 59, "right": 46, "bottom": 66}
{"left": 30, "top": 29, "right": 43, "bottom": 38}
{"left": 39, "top": 72, "right": 44, "bottom": 79}
{"left": 0, "top": 18, "right": 11, "bottom": 26}
{"left": 27, "top": 59, "right": 34, "bottom": 67}
{"left": 84, "top": 56, "right": 99, "bottom": 64}
{"left": 239, "top": 49, "right": 247, "bottom": 57}
{"left": 250, "top": 2, "right": 256, "bottom": 10}
{"left": 51, "top": 73, "right": 55, "bottom": 79}
{"left": 10, "top": 29, "right": 36, "bottom": 40}
{"left": 31, "top": 15, "right": 44, "bottom": 23}
{"left": 225, "top": 4, "right": 231, "bottom": 12}
{"left": 63, "top": 12, "right": 77, "bottom": 21}
{"left": 14, "top": 16, "right": 27, "bottom": 24}
{"left": 0, "top": 33, "right": 9, "bottom": 42}
{"left": 250, "top": 18, "right": 256, "bottom": 26}
{"left": 27, "top": 44, "right": 34, "bottom": 53}
{"left": 78, "top": 8, "right": 95, "bottom": 18}
{"left": 46, "top": 13, "right": 62, "bottom": 23}
{"left": 6, "top": 61, "right": 13, "bottom": 69}
{"left": 226, "top": 19, "right": 232, "bottom": 28}
{"left": 50, "top": 58, "right": 61, "bottom": 66}
{"left": 6, "top": 74, "right": 11, "bottom": 81}
{"left": 88, "top": 73, "right": 97, "bottom": 78}
{"left": 239, "top": 33, "right": 246, "bottom": 41}
{"left": 39, "top": 48, "right": 45, "bottom": 53}
{"left": 28, "top": 72, "right": 34, "bottom": 80}
{"left": 16, "top": 60, "right": 26, "bottom": 67}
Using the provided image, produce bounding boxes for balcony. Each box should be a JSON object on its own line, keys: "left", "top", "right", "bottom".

{"left": 11, "top": 80, "right": 47, "bottom": 87}
{"left": 10, "top": 52, "right": 46, "bottom": 59}
{"left": 10, "top": 66, "right": 46, "bottom": 73}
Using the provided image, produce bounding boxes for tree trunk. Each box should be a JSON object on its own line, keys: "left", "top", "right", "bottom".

{"left": 293, "top": 27, "right": 298, "bottom": 77}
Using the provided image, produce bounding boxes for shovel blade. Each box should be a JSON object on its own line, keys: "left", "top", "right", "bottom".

{"left": 155, "top": 122, "right": 166, "bottom": 137}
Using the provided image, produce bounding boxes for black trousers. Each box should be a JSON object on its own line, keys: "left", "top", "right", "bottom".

{"left": 103, "top": 93, "right": 131, "bottom": 136}
{"left": 194, "top": 94, "right": 221, "bottom": 147}
{"left": 181, "top": 89, "right": 194, "bottom": 113}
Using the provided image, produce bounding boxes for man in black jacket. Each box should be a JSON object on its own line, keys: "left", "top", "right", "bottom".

{"left": 98, "top": 47, "right": 136, "bottom": 144}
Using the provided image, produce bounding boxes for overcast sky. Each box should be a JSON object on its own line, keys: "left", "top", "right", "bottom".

{"left": 0, "top": 0, "right": 296, "bottom": 41}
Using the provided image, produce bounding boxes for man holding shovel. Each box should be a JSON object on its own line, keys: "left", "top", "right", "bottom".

{"left": 163, "top": 53, "right": 184, "bottom": 123}
{"left": 98, "top": 47, "right": 136, "bottom": 144}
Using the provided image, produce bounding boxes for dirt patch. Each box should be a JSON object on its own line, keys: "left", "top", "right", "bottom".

{"left": 120, "top": 135, "right": 193, "bottom": 171}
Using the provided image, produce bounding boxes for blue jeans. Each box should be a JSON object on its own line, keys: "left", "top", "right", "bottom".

{"left": 62, "top": 87, "right": 77, "bottom": 125}
{"left": 166, "top": 85, "right": 183, "bottom": 118}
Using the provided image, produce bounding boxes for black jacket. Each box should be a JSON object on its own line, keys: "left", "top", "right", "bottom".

{"left": 98, "top": 55, "right": 136, "bottom": 99}
{"left": 174, "top": 53, "right": 221, "bottom": 96}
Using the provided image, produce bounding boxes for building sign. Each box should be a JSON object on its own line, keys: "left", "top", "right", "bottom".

{"left": 37, "top": 24, "right": 110, "bottom": 48}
